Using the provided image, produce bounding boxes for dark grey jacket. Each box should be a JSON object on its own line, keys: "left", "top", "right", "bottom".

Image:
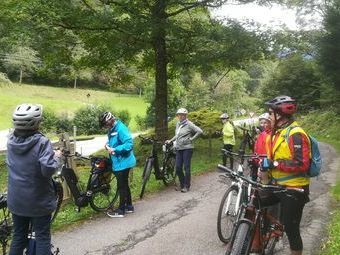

{"left": 6, "top": 133, "right": 60, "bottom": 217}
{"left": 170, "top": 120, "right": 203, "bottom": 150}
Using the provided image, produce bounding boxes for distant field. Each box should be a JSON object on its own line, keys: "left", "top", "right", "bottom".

{"left": 0, "top": 83, "right": 148, "bottom": 131}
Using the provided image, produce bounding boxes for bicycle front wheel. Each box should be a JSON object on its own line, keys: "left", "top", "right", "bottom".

{"left": 140, "top": 159, "right": 153, "bottom": 199}
{"left": 90, "top": 173, "right": 118, "bottom": 212}
{"left": 217, "top": 185, "right": 240, "bottom": 244}
{"left": 227, "top": 222, "right": 252, "bottom": 255}
{"left": 162, "top": 155, "right": 176, "bottom": 186}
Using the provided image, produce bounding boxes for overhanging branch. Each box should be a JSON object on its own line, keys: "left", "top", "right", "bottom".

{"left": 166, "top": 0, "right": 225, "bottom": 17}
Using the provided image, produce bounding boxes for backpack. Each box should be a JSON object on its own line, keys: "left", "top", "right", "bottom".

{"left": 284, "top": 126, "right": 322, "bottom": 178}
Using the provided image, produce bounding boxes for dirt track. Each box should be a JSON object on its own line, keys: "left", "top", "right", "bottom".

{"left": 53, "top": 142, "right": 339, "bottom": 255}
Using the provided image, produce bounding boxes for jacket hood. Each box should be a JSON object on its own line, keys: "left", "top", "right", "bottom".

{"left": 7, "top": 133, "right": 43, "bottom": 155}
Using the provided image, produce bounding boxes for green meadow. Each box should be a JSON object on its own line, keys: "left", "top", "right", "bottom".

{"left": 0, "top": 83, "right": 148, "bottom": 131}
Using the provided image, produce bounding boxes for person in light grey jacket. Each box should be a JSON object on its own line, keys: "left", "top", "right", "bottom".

{"left": 166, "top": 108, "right": 203, "bottom": 192}
{"left": 6, "top": 103, "right": 61, "bottom": 255}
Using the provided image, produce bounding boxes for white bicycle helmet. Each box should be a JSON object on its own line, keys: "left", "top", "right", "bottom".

{"left": 12, "top": 103, "right": 43, "bottom": 130}
{"left": 258, "top": 112, "right": 271, "bottom": 122}
{"left": 176, "top": 108, "right": 188, "bottom": 115}
{"left": 99, "top": 111, "right": 115, "bottom": 127}
{"left": 220, "top": 113, "right": 229, "bottom": 119}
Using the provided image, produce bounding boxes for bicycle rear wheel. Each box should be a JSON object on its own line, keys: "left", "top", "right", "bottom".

{"left": 140, "top": 158, "right": 153, "bottom": 199}
{"left": 162, "top": 155, "right": 176, "bottom": 186}
{"left": 90, "top": 173, "right": 118, "bottom": 212}
{"left": 217, "top": 185, "right": 240, "bottom": 244}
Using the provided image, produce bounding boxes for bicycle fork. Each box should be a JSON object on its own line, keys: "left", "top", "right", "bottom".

{"left": 225, "top": 181, "right": 243, "bottom": 216}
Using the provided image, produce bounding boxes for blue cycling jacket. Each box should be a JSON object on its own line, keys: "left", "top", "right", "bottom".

{"left": 107, "top": 120, "right": 136, "bottom": 171}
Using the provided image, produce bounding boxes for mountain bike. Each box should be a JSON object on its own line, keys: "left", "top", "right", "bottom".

{"left": 54, "top": 151, "right": 118, "bottom": 212}
{"left": 0, "top": 190, "right": 62, "bottom": 255}
{"left": 217, "top": 126, "right": 260, "bottom": 244}
{"left": 217, "top": 150, "right": 266, "bottom": 244}
{"left": 218, "top": 164, "right": 303, "bottom": 255}
{"left": 139, "top": 136, "right": 176, "bottom": 199}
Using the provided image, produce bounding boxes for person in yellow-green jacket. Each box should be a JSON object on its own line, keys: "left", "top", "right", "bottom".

{"left": 220, "top": 113, "right": 235, "bottom": 169}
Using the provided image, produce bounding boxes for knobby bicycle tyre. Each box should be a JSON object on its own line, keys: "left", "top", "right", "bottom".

{"left": 51, "top": 181, "right": 63, "bottom": 222}
{"left": 90, "top": 173, "right": 118, "bottom": 212}
{"left": 227, "top": 222, "right": 252, "bottom": 255}
{"left": 140, "top": 158, "right": 153, "bottom": 199}
{"left": 162, "top": 155, "right": 176, "bottom": 186}
{"left": 217, "top": 185, "right": 240, "bottom": 244}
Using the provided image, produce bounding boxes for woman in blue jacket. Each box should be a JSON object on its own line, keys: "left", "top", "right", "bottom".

{"left": 99, "top": 112, "right": 136, "bottom": 218}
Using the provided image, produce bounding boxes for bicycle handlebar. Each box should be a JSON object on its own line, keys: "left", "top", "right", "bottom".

{"left": 221, "top": 149, "right": 267, "bottom": 159}
{"left": 217, "top": 164, "right": 304, "bottom": 193}
{"left": 138, "top": 135, "right": 165, "bottom": 145}
{"left": 61, "top": 150, "right": 91, "bottom": 161}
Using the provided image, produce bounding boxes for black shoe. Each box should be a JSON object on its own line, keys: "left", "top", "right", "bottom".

{"left": 125, "top": 205, "right": 134, "bottom": 214}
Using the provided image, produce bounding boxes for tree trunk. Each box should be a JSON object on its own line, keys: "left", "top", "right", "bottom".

{"left": 74, "top": 77, "right": 77, "bottom": 89}
{"left": 19, "top": 67, "right": 23, "bottom": 84}
{"left": 152, "top": 0, "right": 168, "bottom": 140}
{"left": 208, "top": 133, "right": 212, "bottom": 159}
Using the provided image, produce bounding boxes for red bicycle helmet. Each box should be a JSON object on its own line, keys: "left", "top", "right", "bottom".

{"left": 265, "top": 95, "right": 297, "bottom": 115}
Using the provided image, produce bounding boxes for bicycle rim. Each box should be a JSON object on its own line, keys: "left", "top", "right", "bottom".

{"left": 217, "top": 185, "right": 239, "bottom": 244}
{"left": 90, "top": 174, "right": 118, "bottom": 212}
{"left": 162, "top": 155, "right": 176, "bottom": 186}
{"left": 140, "top": 160, "right": 153, "bottom": 199}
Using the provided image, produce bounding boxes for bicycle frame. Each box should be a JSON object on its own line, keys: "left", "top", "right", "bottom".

{"left": 221, "top": 150, "right": 266, "bottom": 217}
{"left": 56, "top": 153, "right": 115, "bottom": 212}
{"left": 139, "top": 136, "right": 176, "bottom": 198}
{"left": 140, "top": 136, "right": 175, "bottom": 180}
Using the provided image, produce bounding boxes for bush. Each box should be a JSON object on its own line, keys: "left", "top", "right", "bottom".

{"left": 0, "top": 72, "right": 11, "bottom": 84}
{"left": 56, "top": 116, "right": 73, "bottom": 133}
{"left": 73, "top": 105, "right": 109, "bottom": 135}
{"left": 135, "top": 114, "right": 148, "bottom": 131}
{"left": 189, "top": 108, "right": 221, "bottom": 138}
{"left": 40, "top": 109, "right": 59, "bottom": 133}
{"left": 115, "top": 109, "right": 131, "bottom": 126}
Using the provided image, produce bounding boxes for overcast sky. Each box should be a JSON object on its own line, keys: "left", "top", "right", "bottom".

{"left": 211, "top": 3, "right": 322, "bottom": 30}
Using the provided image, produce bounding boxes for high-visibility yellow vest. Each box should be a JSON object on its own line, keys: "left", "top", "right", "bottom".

{"left": 265, "top": 121, "right": 310, "bottom": 186}
{"left": 222, "top": 122, "right": 235, "bottom": 145}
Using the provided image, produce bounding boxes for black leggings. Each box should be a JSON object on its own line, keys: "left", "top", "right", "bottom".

{"left": 114, "top": 169, "right": 132, "bottom": 210}
{"left": 222, "top": 144, "right": 234, "bottom": 169}
{"left": 260, "top": 188, "right": 309, "bottom": 251}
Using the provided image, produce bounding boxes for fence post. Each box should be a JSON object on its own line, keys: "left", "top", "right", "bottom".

{"left": 58, "top": 133, "right": 77, "bottom": 200}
